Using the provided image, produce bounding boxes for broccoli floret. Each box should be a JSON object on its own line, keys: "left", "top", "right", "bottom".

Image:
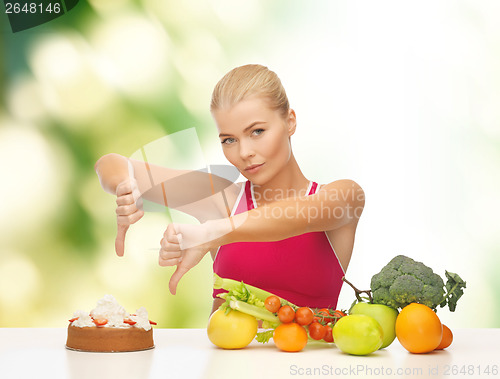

{"left": 370, "top": 255, "right": 464, "bottom": 311}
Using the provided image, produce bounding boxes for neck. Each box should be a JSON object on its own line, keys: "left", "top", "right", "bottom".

{"left": 252, "top": 153, "right": 309, "bottom": 204}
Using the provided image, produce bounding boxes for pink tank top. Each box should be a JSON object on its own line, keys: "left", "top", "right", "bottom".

{"left": 213, "top": 181, "right": 345, "bottom": 309}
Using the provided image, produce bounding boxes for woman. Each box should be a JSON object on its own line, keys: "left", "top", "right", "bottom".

{"left": 95, "top": 64, "right": 364, "bottom": 313}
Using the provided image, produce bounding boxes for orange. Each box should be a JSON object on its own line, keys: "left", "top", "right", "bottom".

{"left": 273, "top": 322, "right": 308, "bottom": 352}
{"left": 395, "top": 303, "right": 442, "bottom": 353}
{"left": 436, "top": 324, "right": 453, "bottom": 350}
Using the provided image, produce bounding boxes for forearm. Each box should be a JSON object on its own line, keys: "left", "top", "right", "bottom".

{"left": 95, "top": 153, "right": 239, "bottom": 222}
{"left": 206, "top": 180, "right": 364, "bottom": 248}
{"left": 229, "top": 200, "right": 317, "bottom": 242}
{"left": 208, "top": 196, "right": 357, "bottom": 248}
{"left": 94, "top": 154, "right": 196, "bottom": 201}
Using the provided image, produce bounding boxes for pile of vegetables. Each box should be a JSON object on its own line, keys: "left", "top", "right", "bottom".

{"left": 208, "top": 254, "right": 466, "bottom": 355}
{"left": 212, "top": 274, "right": 346, "bottom": 351}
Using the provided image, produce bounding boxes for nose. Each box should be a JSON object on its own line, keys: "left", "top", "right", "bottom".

{"left": 239, "top": 139, "right": 255, "bottom": 160}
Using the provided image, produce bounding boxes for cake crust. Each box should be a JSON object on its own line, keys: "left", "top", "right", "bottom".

{"left": 66, "top": 325, "right": 154, "bottom": 352}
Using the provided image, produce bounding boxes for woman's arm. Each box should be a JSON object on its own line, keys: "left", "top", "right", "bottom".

{"left": 95, "top": 153, "right": 240, "bottom": 220}
{"left": 161, "top": 179, "right": 365, "bottom": 294}
{"left": 215, "top": 179, "right": 364, "bottom": 245}
{"left": 95, "top": 153, "right": 241, "bottom": 256}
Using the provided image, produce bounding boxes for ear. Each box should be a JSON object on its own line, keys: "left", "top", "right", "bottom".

{"left": 287, "top": 109, "right": 297, "bottom": 137}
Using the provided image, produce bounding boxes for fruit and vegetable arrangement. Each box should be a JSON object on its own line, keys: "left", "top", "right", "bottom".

{"left": 207, "top": 255, "right": 465, "bottom": 355}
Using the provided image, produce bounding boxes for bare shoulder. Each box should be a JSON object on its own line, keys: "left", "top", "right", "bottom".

{"left": 318, "top": 179, "right": 365, "bottom": 206}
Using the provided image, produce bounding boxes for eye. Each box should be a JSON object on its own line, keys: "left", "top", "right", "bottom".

{"left": 252, "top": 128, "right": 265, "bottom": 136}
{"left": 221, "top": 137, "right": 236, "bottom": 145}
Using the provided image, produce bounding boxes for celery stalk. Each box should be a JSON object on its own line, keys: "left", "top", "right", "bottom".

{"left": 229, "top": 298, "right": 280, "bottom": 324}
{"left": 213, "top": 274, "right": 272, "bottom": 301}
{"left": 213, "top": 273, "right": 297, "bottom": 308}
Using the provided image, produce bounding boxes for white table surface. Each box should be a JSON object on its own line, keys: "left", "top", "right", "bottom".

{"left": 0, "top": 328, "right": 498, "bottom": 379}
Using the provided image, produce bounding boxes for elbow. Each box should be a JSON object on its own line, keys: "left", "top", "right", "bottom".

{"left": 325, "top": 181, "right": 365, "bottom": 230}
{"left": 94, "top": 153, "right": 123, "bottom": 172}
{"left": 348, "top": 180, "right": 365, "bottom": 221}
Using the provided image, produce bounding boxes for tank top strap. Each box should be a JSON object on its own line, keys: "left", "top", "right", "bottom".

{"left": 236, "top": 181, "right": 318, "bottom": 214}
{"left": 308, "top": 181, "right": 319, "bottom": 195}
{"left": 244, "top": 181, "right": 255, "bottom": 210}
{"left": 231, "top": 181, "right": 254, "bottom": 215}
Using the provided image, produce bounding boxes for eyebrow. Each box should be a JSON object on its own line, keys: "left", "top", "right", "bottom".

{"left": 218, "top": 121, "right": 266, "bottom": 138}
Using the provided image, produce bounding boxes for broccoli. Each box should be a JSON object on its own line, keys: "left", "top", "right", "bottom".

{"left": 370, "top": 255, "right": 466, "bottom": 312}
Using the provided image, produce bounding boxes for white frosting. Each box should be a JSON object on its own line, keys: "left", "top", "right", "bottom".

{"left": 71, "top": 309, "right": 94, "bottom": 327}
{"left": 130, "top": 307, "right": 151, "bottom": 331}
{"left": 70, "top": 295, "right": 152, "bottom": 330}
{"left": 90, "top": 294, "right": 129, "bottom": 327}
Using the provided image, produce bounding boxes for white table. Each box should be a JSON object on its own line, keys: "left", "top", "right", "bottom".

{"left": 0, "top": 328, "right": 498, "bottom": 379}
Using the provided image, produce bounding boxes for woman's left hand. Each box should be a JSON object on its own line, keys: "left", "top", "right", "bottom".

{"left": 159, "top": 222, "right": 214, "bottom": 295}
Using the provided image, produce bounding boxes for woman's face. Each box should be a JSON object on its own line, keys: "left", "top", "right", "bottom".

{"left": 213, "top": 96, "right": 296, "bottom": 185}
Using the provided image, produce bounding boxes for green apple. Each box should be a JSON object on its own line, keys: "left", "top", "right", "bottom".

{"left": 332, "top": 314, "right": 383, "bottom": 355}
{"left": 350, "top": 302, "right": 398, "bottom": 348}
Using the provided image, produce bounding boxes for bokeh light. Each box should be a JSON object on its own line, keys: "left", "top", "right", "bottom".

{"left": 0, "top": 253, "right": 41, "bottom": 313}
{"left": 89, "top": 12, "right": 171, "bottom": 99}
{"left": 1, "top": 0, "right": 499, "bottom": 329}
{"left": 6, "top": 75, "right": 46, "bottom": 122}
{"left": 0, "top": 121, "right": 68, "bottom": 240}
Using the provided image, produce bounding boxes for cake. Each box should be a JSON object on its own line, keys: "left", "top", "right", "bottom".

{"left": 66, "top": 295, "right": 155, "bottom": 352}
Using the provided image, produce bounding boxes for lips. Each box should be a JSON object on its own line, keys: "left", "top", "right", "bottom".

{"left": 244, "top": 163, "right": 264, "bottom": 173}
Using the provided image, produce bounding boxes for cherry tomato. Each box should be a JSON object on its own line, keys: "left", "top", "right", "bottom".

{"left": 295, "top": 307, "right": 314, "bottom": 326}
{"left": 323, "top": 325, "right": 334, "bottom": 342}
{"left": 330, "top": 310, "right": 346, "bottom": 326}
{"left": 308, "top": 322, "right": 327, "bottom": 340}
{"left": 264, "top": 295, "right": 281, "bottom": 313}
{"left": 278, "top": 305, "right": 295, "bottom": 323}
{"left": 333, "top": 310, "right": 346, "bottom": 319}
{"left": 313, "top": 308, "right": 333, "bottom": 324}
{"left": 313, "top": 309, "right": 346, "bottom": 325}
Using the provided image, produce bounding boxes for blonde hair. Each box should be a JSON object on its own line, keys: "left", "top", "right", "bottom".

{"left": 210, "top": 64, "right": 290, "bottom": 118}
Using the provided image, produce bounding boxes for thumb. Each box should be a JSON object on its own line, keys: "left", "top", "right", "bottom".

{"left": 115, "top": 224, "right": 129, "bottom": 257}
{"left": 169, "top": 265, "right": 189, "bottom": 295}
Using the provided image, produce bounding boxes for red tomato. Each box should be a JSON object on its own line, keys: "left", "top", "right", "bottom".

{"left": 313, "top": 308, "right": 333, "bottom": 324}
{"left": 265, "top": 296, "right": 281, "bottom": 313}
{"left": 313, "top": 309, "right": 346, "bottom": 325}
{"left": 278, "top": 305, "right": 295, "bottom": 323}
{"left": 323, "top": 325, "right": 334, "bottom": 342}
{"left": 308, "top": 322, "right": 327, "bottom": 340}
{"left": 295, "top": 307, "right": 314, "bottom": 326}
{"left": 330, "top": 310, "right": 346, "bottom": 326}
{"left": 333, "top": 310, "right": 346, "bottom": 319}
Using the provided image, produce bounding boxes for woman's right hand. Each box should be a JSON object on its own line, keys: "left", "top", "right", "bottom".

{"left": 115, "top": 178, "right": 144, "bottom": 256}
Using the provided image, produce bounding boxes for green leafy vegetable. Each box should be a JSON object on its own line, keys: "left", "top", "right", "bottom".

{"left": 223, "top": 297, "right": 279, "bottom": 324}
{"left": 442, "top": 270, "right": 466, "bottom": 312}
{"left": 255, "top": 330, "right": 274, "bottom": 343}
{"left": 214, "top": 273, "right": 296, "bottom": 307}
{"left": 368, "top": 255, "right": 466, "bottom": 311}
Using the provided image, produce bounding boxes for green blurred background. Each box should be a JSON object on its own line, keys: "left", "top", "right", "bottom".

{"left": 1, "top": 0, "right": 499, "bottom": 328}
